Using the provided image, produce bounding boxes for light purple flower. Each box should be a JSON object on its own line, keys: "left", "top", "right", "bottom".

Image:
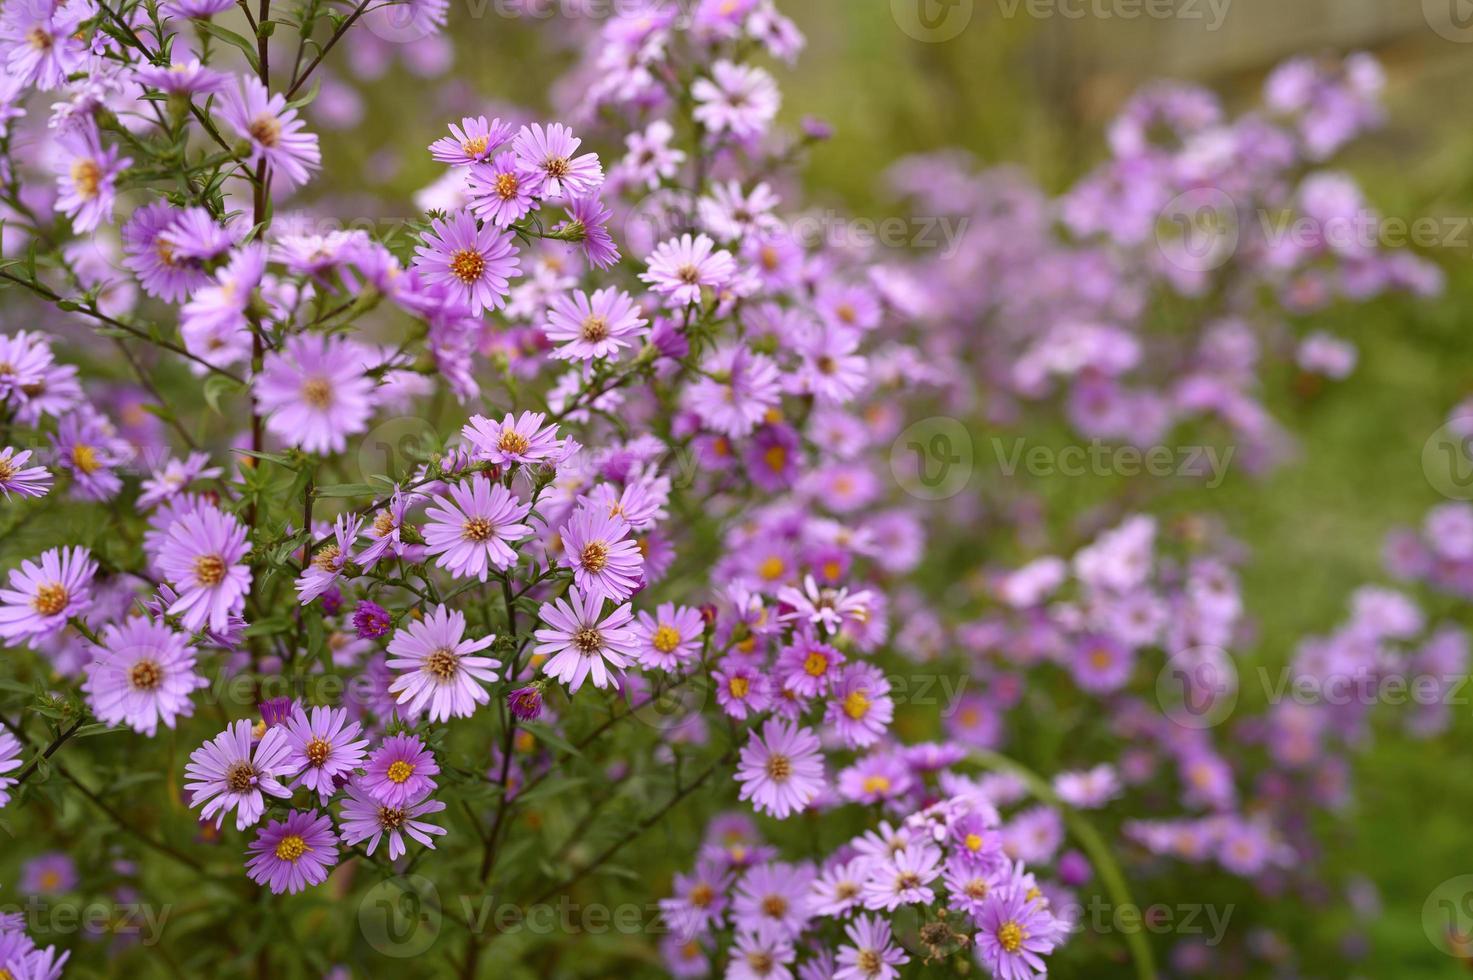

{"left": 429, "top": 115, "right": 512, "bottom": 166}
{"left": 387, "top": 603, "right": 500, "bottom": 721}
{"left": 414, "top": 210, "right": 520, "bottom": 314}
{"left": 220, "top": 76, "right": 321, "bottom": 190}
{"left": 461, "top": 411, "right": 569, "bottom": 466}
{"left": 559, "top": 504, "right": 643, "bottom": 604}
{"left": 338, "top": 777, "right": 446, "bottom": 859}
{"left": 296, "top": 514, "right": 364, "bottom": 604}
{"left": 362, "top": 734, "right": 439, "bottom": 808}
{"left": 54, "top": 120, "right": 130, "bottom": 233}
{"left": 185, "top": 720, "right": 295, "bottom": 830}
{"left": 82, "top": 618, "right": 207, "bottom": 736}
{"left": 157, "top": 503, "right": 251, "bottom": 633}
{"left": 632, "top": 603, "right": 704, "bottom": 671}
{"left": 0, "top": 447, "right": 51, "bottom": 499}
{"left": 640, "top": 233, "right": 736, "bottom": 306}
{"left": 282, "top": 705, "right": 369, "bottom": 803}
{"left": 543, "top": 287, "right": 646, "bottom": 361}
{"left": 513, "top": 122, "right": 604, "bottom": 199}
{"left": 735, "top": 719, "right": 824, "bottom": 820}
{"left": 692, "top": 60, "right": 780, "bottom": 139}
{"left": 836, "top": 914, "right": 909, "bottom": 980}
{"left": 534, "top": 586, "right": 637, "bottom": 693}
{"left": 0, "top": 546, "right": 96, "bottom": 644}
{"left": 0, "top": 730, "right": 20, "bottom": 806}
{"left": 975, "top": 887, "right": 1060, "bottom": 980}
{"left": 255, "top": 334, "right": 376, "bottom": 455}
{"left": 423, "top": 476, "right": 532, "bottom": 581}
{"left": 468, "top": 151, "right": 537, "bottom": 227}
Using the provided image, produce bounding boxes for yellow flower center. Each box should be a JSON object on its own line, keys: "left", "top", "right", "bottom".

{"left": 843, "top": 689, "right": 871, "bottom": 720}
{"left": 273, "top": 834, "right": 308, "bottom": 862}
{"left": 71, "top": 443, "right": 101, "bottom": 474}
{"left": 462, "top": 135, "right": 489, "bottom": 157}
{"left": 764, "top": 752, "right": 790, "bottom": 782}
{"left": 997, "top": 920, "right": 1024, "bottom": 954}
{"left": 763, "top": 445, "right": 787, "bottom": 472}
{"left": 386, "top": 760, "right": 414, "bottom": 784}
{"left": 965, "top": 833, "right": 984, "bottom": 852}
{"left": 580, "top": 315, "right": 609, "bottom": 342}
{"left": 426, "top": 648, "right": 459, "bottom": 679}
{"left": 580, "top": 541, "right": 609, "bottom": 573}
{"left": 757, "top": 556, "right": 785, "bottom": 581}
{"left": 301, "top": 377, "right": 333, "bottom": 409}
{"left": 862, "top": 775, "right": 891, "bottom": 794}
{"left": 574, "top": 628, "right": 602, "bottom": 655}
{"left": 70, "top": 158, "right": 101, "bottom": 199}
{"left": 305, "top": 737, "right": 331, "bottom": 766}
{"left": 249, "top": 115, "right": 281, "bottom": 148}
{"left": 728, "top": 676, "right": 750, "bottom": 699}
{"left": 193, "top": 554, "right": 226, "bottom": 587}
{"left": 462, "top": 517, "right": 494, "bottom": 541}
{"left": 802, "top": 651, "right": 828, "bottom": 676}
{"left": 494, "top": 172, "right": 520, "bottom": 199}
{"left": 312, "top": 544, "right": 340, "bottom": 571}
{"left": 129, "top": 659, "right": 163, "bottom": 691}
{"left": 31, "top": 582, "right": 68, "bottom": 616}
{"left": 449, "top": 248, "right": 485, "bottom": 285}
{"left": 226, "top": 762, "right": 257, "bottom": 792}
{"left": 497, "top": 430, "right": 530, "bottom": 456}
{"left": 652, "top": 624, "right": 681, "bottom": 654}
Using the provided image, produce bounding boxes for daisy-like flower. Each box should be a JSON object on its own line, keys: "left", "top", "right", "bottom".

{"left": 733, "top": 861, "right": 815, "bottom": 941}
{"left": 660, "top": 858, "right": 733, "bottom": 940}
{"left": 156, "top": 502, "right": 252, "bottom": 633}
{"left": 543, "top": 287, "right": 646, "bottom": 361}
{"left": 4, "top": 945, "right": 69, "bottom": 980}
{"left": 387, "top": 604, "right": 500, "bottom": 722}
{"left": 811, "top": 856, "right": 873, "bottom": 917}
{"left": 1053, "top": 764, "right": 1122, "bottom": 810}
{"left": 735, "top": 719, "right": 824, "bottom": 820}
{"left": 825, "top": 663, "right": 894, "bottom": 749}
{"left": 0, "top": 0, "right": 87, "bottom": 90}
{"left": 137, "top": 452, "right": 222, "bottom": 510}
{"left": 684, "top": 343, "right": 781, "bottom": 438}
{"left": 82, "top": 619, "right": 207, "bottom": 737}
{"left": 714, "top": 656, "right": 771, "bottom": 719}
{"left": 244, "top": 810, "right": 339, "bottom": 895}
{"left": 461, "top": 411, "right": 568, "bottom": 467}
{"left": 413, "top": 210, "right": 520, "bottom": 314}
{"left": 296, "top": 514, "right": 364, "bottom": 604}
{"left": 0, "top": 546, "right": 96, "bottom": 644}
{"left": 185, "top": 720, "right": 295, "bottom": 830}
{"left": 51, "top": 406, "right": 134, "bottom": 502}
{"left": 468, "top": 151, "right": 537, "bottom": 227}
{"left": 640, "top": 233, "right": 736, "bottom": 306}
{"left": 775, "top": 635, "right": 845, "bottom": 699}
{"left": 692, "top": 60, "right": 781, "bottom": 139}
{"left": 556, "top": 195, "right": 621, "bottom": 269}
{"left": 429, "top": 115, "right": 512, "bottom": 166}
{"left": 512, "top": 122, "right": 605, "bottom": 199}
{"left": 362, "top": 734, "right": 440, "bottom": 808}
{"left": 633, "top": 603, "right": 705, "bottom": 671}
{"left": 220, "top": 76, "right": 321, "bottom": 190}
{"left": 861, "top": 843, "right": 942, "bottom": 912}
{"left": 338, "top": 777, "right": 447, "bottom": 859}
{"left": 282, "top": 705, "right": 369, "bottom": 803}
{"left": 423, "top": 476, "right": 532, "bottom": 581}
{"left": 180, "top": 244, "right": 267, "bottom": 369}
{"left": 133, "top": 58, "right": 230, "bottom": 96}
{"left": 54, "top": 120, "right": 130, "bottom": 233}
{"left": 975, "top": 887, "right": 1059, "bottom": 980}
{"left": 0, "top": 447, "right": 51, "bottom": 499}
{"left": 728, "top": 931, "right": 794, "bottom": 980}
{"left": 255, "top": 333, "right": 376, "bottom": 455}
{"left": 836, "top": 914, "right": 909, "bottom": 980}
{"left": 559, "top": 505, "right": 644, "bottom": 604}
{"left": 0, "top": 730, "right": 21, "bottom": 806}
{"left": 534, "top": 585, "right": 637, "bottom": 693}
{"left": 620, "top": 119, "right": 685, "bottom": 189}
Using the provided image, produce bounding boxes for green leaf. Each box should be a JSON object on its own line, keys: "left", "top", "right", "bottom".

{"left": 315, "top": 482, "right": 380, "bottom": 498}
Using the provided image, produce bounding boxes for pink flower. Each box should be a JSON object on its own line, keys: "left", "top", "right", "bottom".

{"left": 735, "top": 719, "right": 824, "bottom": 819}
{"left": 254, "top": 334, "right": 377, "bottom": 455}
{"left": 534, "top": 586, "right": 637, "bottom": 693}
{"left": 423, "top": 476, "right": 532, "bottom": 581}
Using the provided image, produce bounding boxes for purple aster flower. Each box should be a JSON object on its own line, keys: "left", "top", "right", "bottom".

{"left": 640, "top": 233, "right": 736, "bottom": 306}
{"left": 122, "top": 202, "right": 220, "bottom": 302}
{"left": 836, "top": 914, "right": 909, "bottom": 980}
{"left": 1053, "top": 764, "right": 1122, "bottom": 810}
{"left": 660, "top": 857, "right": 732, "bottom": 939}
{"left": 4, "top": 943, "right": 68, "bottom": 980}
{"left": 461, "top": 411, "right": 568, "bottom": 466}
{"left": 54, "top": 120, "right": 130, "bottom": 233}
{"left": 357, "top": 492, "right": 413, "bottom": 570}
{"left": 950, "top": 811, "right": 1006, "bottom": 871}
{"left": 533, "top": 585, "right": 637, "bottom": 693}
{"left": 20, "top": 853, "right": 75, "bottom": 894}
{"left": 0, "top": 0, "right": 87, "bottom": 90}
{"left": 133, "top": 58, "right": 229, "bottom": 95}
{"left": 684, "top": 343, "right": 781, "bottom": 438}
{"left": 728, "top": 931, "right": 794, "bottom": 980}
{"left": 255, "top": 333, "right": 376, "bottom": 455}
{"left": 692, "top": 60, "right": 780, "bottom": 139}
{"left": 506, "top": 685, "right": 543, "bottom": 721}
{"left": 811, "top": 856, "right": 874, "bottom": 917}
{"left": 282, "top": 705, "right": 369, "bottom": 803}
{"left": 244, "top": 809, "right": 339, "bottom": 894}
{"left": 557, "top": 195, "right": 621, "bottom": 269}
{"left": 51, "top": 406, "right": 134, "bottom": 502}
{"left": 82, "top": 618, "right": 207, "bottom": 736}
{"left": 824, "top": 663, "right": 894, "bottom": 749}
{"left": 861, "top": 842, "right": 942, "bottom": 912}
{"left": 0, "top": 730, "right": 20, "bottom": 806}
{"left": 632, "top": 603, "right": 704, "bottom": 671}
{"left": 137, "top": 452, "right": 223, "bottom": 510}
{"left": 559, "top": 505, "right": 643, "bottom": 604}
{"left": 775, "top": 635, "right": 844, "bottom": 699}
{"left": 468, "top": 151, "right": 537, "bottom": 227}
{"left": 1071, "top": 634, "right": 1135, "bottom": 694}
{"left": 0, "top": 546, "right": 96, "bottom": 644}
{"left": 619, "top": 119, "right": 685, "bottom": 189}
{"left": 353, "top": 600, "right": 393, "bottom": 639}
{"left": 713, "top": 656, "right": 771, "bottom": 719}
{"left": 974, "top": 887, "right": 1059, "bottom": 980}
{"left": 387, "top": 603, "right": 500, "bottom": 722}
{"left": 413, "top": 210, "right": 520, "bottom": 315}
{"left": 362, "top": 734, "right": 439, "bottom": 808}
{"left": 338, "top": 777, "right": 446, "bottom": 859}
{"left": 429, "top": 115, "right": 512, "bottom": 166}
{"left": 837, "top": 753, "right": 912, "bottom": 806}
{"left": 220, "top": 76, "right": 321, "bottom": 190}
{"left": 157, "top": 503, "right": 251, "bottom": 633}
{"left": 543, "top": 287, "right": 646, "bottom": 361}
{"left": 180, "top": 244, "right": 267, "bottom": 369}
{"left": 296, "top": 514, "right": 364, "bottom": 604}
{"left": 423, "top": 476, "right": 532, "bottom": 581}
{"left": 512, "top": 122, "right": 604, "bottom": 199}
{"left": 185, "top": 720, "right": 295, "bottom": 830}
{"left": 0, "top": 447, "right": 51, "bottom": 499}
{"left": 733, "top": 861, "right": 814, "bottom": 941}
{"left": 735, "top": 719, "right": 824, "bottom": 820}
